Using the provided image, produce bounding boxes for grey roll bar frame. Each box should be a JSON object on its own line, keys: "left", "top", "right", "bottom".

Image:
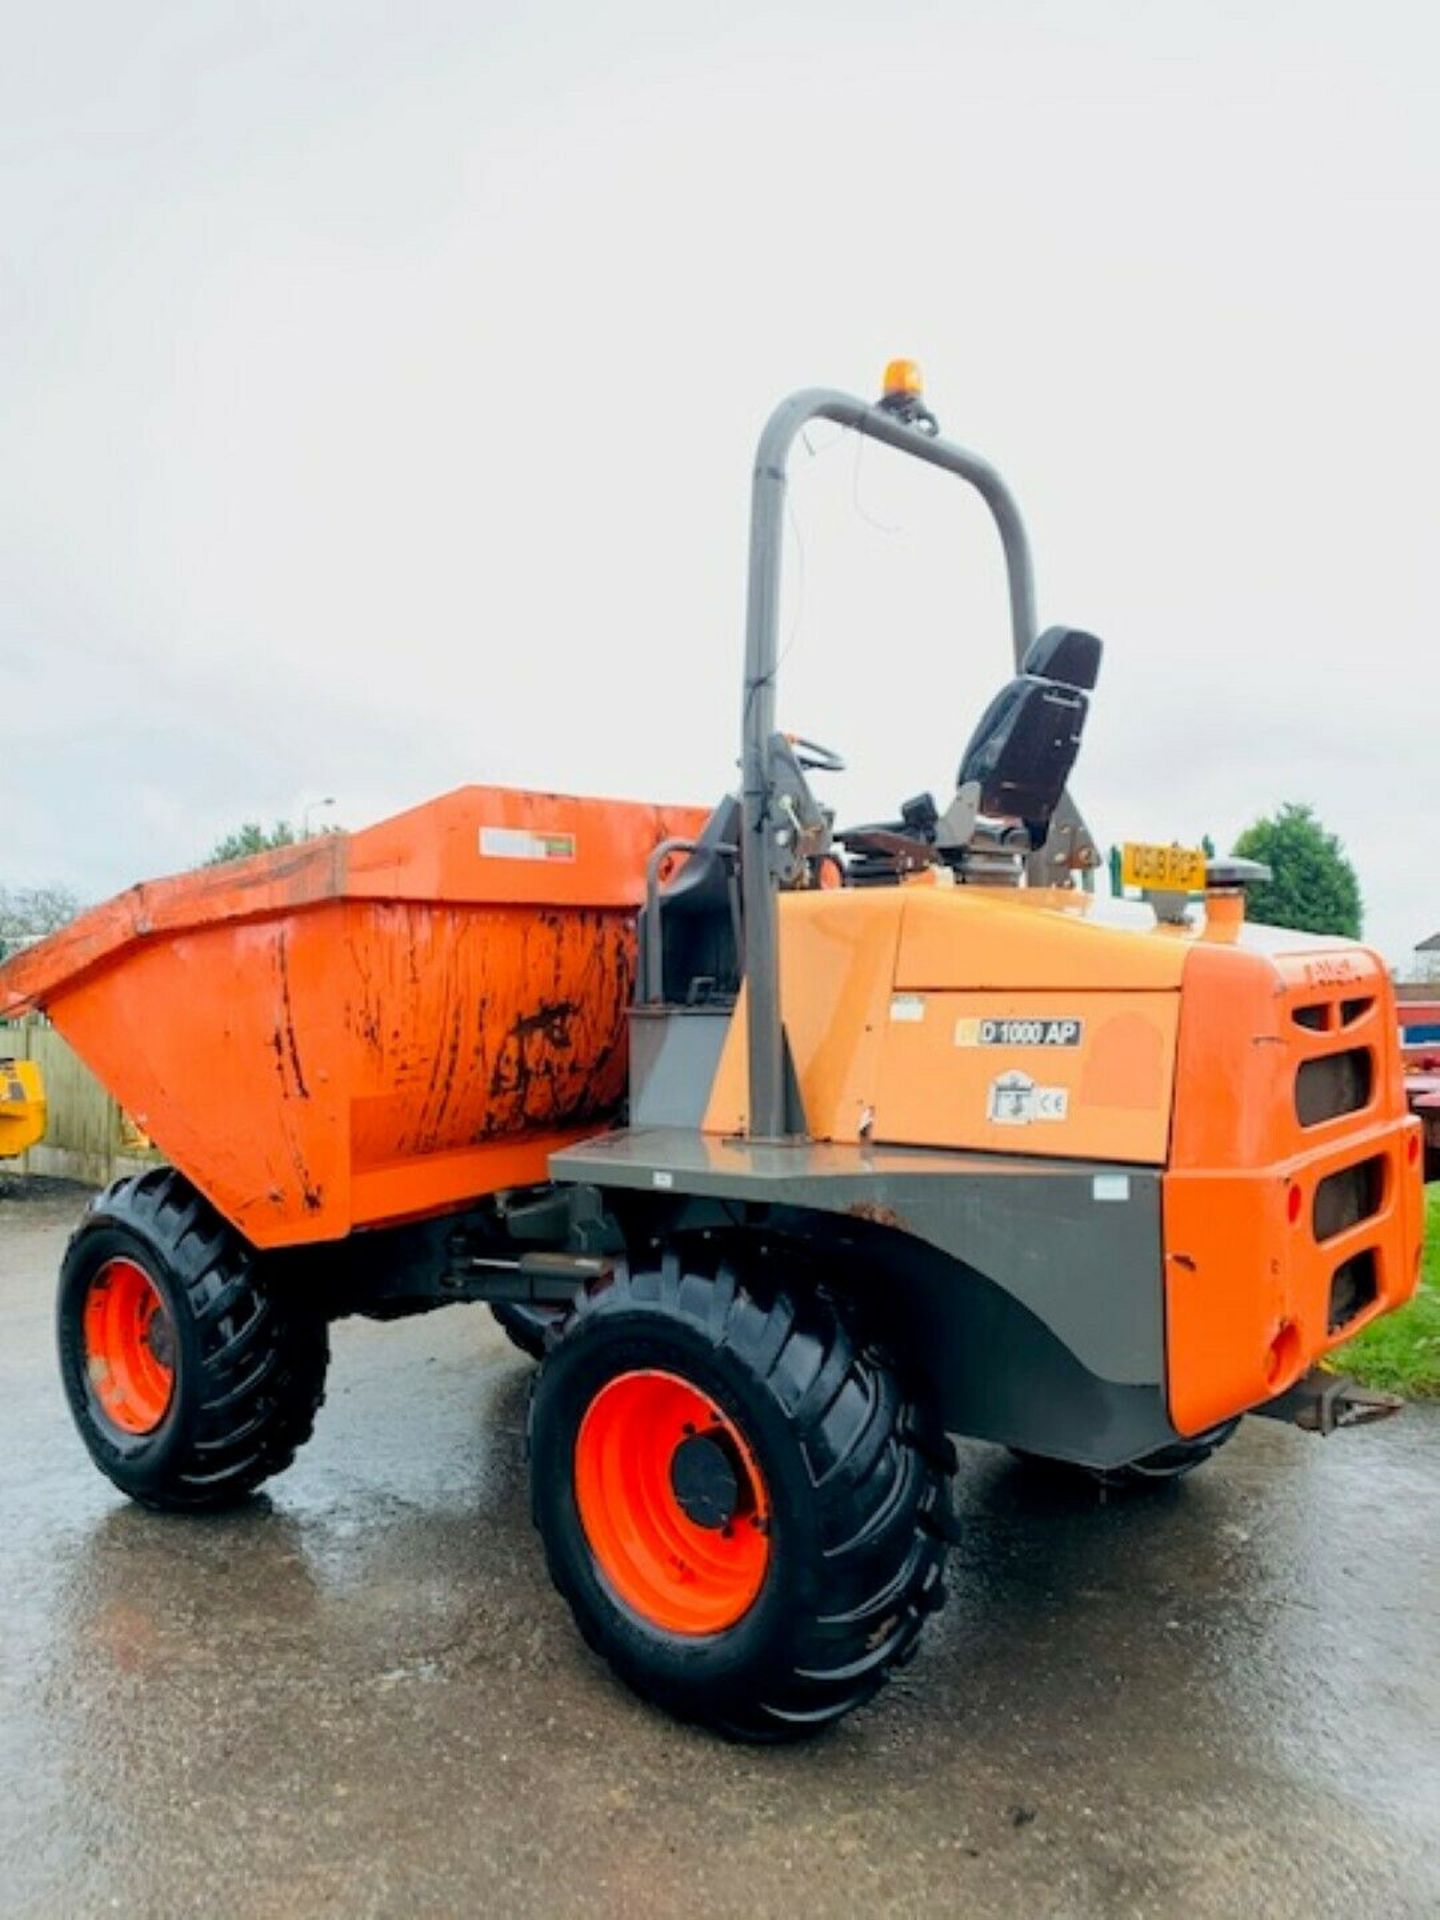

{"left": 740, "top": 387, "right": 1039, "bottom": 1141}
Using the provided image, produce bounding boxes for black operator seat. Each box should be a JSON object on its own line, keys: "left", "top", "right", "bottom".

{"left": 955, "top": 626, "right": 1102, "bottom": 847}
{"left": 641, "top": 793, "right": 743, "bottom": 1005}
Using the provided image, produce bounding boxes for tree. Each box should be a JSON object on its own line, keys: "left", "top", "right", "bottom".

{"left": 1231, "top": 803, "right": 1362, "bottom": 938}
{"left": 0, "top": 885, "right": 83, "bottom": 960}
{"left": 204, "top": 818, "right": 345, "bottom": 867}
{"left": 204, "top": 821, "right": 299, "bottom": 866}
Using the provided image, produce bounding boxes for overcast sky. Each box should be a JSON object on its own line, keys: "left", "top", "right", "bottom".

{"left": 2, "top": 1, "right": 1436, "bottom": 961}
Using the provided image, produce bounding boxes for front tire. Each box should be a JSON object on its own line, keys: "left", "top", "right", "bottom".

{"left": 528, "top": 1251, "right": 951, "bottom": 1741}
{"left": 58, "top": 1168, "right": 329, "bottom": 1511}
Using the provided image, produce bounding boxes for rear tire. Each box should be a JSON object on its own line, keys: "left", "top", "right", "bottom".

{"left": 528, "top": 1250, "right": 952, "bottom": 1741}
{"left": 58, "top": 1168, "right": 329, "bottom": 1511}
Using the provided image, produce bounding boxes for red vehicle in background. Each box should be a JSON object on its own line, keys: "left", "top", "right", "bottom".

{"left": 1401, "top": 996, "right": 1440, "bottom": 1180}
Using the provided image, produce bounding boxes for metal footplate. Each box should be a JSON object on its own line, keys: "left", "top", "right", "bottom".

{"left": 1252, "top": 1367, "right": 1404, "bottom": 1435}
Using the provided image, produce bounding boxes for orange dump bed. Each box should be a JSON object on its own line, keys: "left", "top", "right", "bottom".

{"left": 0, "top": 787, "right": 705, "bottom": 1248}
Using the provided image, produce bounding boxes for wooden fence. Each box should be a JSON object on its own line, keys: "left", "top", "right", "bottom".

{"left": 0, "top": 1019, "right": 157, "bottom": 1187}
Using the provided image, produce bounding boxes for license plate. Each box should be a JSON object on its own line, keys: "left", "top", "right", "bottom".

{"left": 1120, "top": 841, "right": 1207, "bottom": 892}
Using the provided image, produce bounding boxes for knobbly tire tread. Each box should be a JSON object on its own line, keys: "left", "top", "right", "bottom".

{"left": 528, "top": 1252, "right": 952, "bottom": 1742}
{"left": 58, "top": 1167, "right": 329, "bottom": 1511}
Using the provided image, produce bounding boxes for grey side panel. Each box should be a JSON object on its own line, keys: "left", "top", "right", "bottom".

{"left": 885, "top": 1169, "right": 1160, "bottom": 1387}
{"left": 550, "top": 1128, "right": 1177, "bottom": 1467}
{"left": 553, "top": 1129, "right": 1159, "bottom": 1378}
{"left": 627, "top": 1009, "right": 729, "bottom": 1130}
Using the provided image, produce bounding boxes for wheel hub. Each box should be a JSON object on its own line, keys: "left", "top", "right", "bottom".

{"left": 146, "top": 1313, "right": 176, "bottom": 1369}
{"left": 82, "top": 1257, "right": 176, "bottom": 1436}
{"left": 573, "top": 1369, "right": 772, "bottom": 1635}
{"left": 669, "top": 1428, "right": 744, "bottom": 1530}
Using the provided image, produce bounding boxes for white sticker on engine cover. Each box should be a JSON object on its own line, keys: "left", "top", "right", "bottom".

{"left": 987, "top": 1071, "right": 1069, "bottom": 1126}
{"left": 889, "top": 994, "right": 926, "bottom": 1023}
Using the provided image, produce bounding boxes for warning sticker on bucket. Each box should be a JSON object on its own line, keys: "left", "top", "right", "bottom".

{"left": 479, "top": 826, "right": 577, "bottom": 862}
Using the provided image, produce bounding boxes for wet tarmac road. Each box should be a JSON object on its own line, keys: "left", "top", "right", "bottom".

{"left": 2, "top": 1181, "right": 1437, "bottom": 1919}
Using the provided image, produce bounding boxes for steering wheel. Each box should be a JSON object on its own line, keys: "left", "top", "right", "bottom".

{"left": 787, "top": 736, "right": 846, "bottom": 774}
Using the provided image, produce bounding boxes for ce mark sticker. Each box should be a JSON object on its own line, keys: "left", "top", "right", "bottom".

{"left": 987, "top": 1072, "right": 1069, "bottom": 1126}
{"left": 955, "top": 1016, "right": 1084, "bottom": 1049}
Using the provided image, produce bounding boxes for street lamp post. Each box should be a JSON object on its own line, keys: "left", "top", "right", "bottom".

{"left": 302, "top": 797, "right": 336, "bottom": 840}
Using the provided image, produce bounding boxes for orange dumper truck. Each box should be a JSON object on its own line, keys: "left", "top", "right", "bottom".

{"left": 0, "top": 366, "right": 1424, "bottom": 1740}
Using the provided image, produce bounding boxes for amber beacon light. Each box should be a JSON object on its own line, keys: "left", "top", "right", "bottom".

{"left": 878, "top": 358, "right": 938, "bottom": 432}
{"left": 882, "top": 357, "right": 924, "bottom": 399}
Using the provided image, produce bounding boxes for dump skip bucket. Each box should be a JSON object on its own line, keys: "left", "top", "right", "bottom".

{"left": 0, "top": 787, "right": 704, "bottom": 1247}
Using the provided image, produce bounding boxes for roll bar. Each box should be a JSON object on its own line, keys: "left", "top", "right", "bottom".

{"left": 739, "top": 387, "right": 1039, "bottom": 1140}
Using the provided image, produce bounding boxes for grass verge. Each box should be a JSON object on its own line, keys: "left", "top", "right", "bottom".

{"left": 1334, "top": 1183, "right": 1440, "bottom": 1397}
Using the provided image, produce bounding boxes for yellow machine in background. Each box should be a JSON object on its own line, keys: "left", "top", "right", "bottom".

{"left": 0, "top": 1056, "right": 45, "bottom": 1159}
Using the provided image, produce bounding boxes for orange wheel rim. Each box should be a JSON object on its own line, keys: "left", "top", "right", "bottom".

{"left": 574, "top": 1369, "right": 771, "bottom": 1635}
{"left": 82, "top": 1258, "right": 176, "bottom": 1436}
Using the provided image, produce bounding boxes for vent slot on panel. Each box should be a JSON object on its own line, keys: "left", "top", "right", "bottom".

{"left": 1312, "top": 1156, "right": 1385, "bottom": 1242}
{"left": 1339, "top": 996, "right": 1375, "bottom": 1027}
{"left": 1295, "top": 1048, "right": 1373, "bottom": 1127}
{"left": 1292, "top": 1003, "right": 1329, "bottom": 1032}
{"left": 1328, "top": 1249, "right": 1378, "bottom": 1333}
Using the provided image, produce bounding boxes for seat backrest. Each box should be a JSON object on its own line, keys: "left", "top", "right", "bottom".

{"left": 1021, "top": 625, "right": 1102, "bottom": 690}
{"left": 956, "top": 628, "right": 1102, "bottom": 843}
